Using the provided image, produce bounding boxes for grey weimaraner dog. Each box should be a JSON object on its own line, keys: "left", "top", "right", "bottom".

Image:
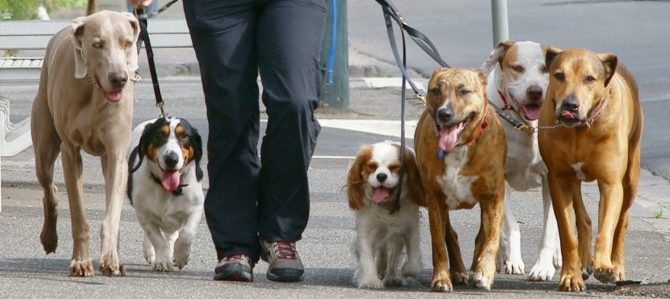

{"left": 32, "top": 10, "right": 139, "bottom": 277}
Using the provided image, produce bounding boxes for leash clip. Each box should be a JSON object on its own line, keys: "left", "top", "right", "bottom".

{"left": 156, "top": 101, "right": 166, "bottom": 117}
{"left": 514, "top": 124, "right": 537, "bottom": 135}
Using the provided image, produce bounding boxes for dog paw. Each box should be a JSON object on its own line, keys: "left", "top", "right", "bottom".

{"left": 558, "top": 272, "right": 585, "bottom": 292}
{"left": 470, "top": 272, "right": 492, "bottom": 291}
{"left": 152, "top": 260, "right": 174, "bottom": 272}
{"left": 143, "top": 247, "right": 155, "bottom": 265}
{"left": 383, "top": 275, "right": 405, "bottom": 287}
{"left": 70, "top": 259, "right": 95, "bottom": 277}
{"left": 173, "top": 257, "right": 188, "bottom": 270}
{"left": 401, "top": 261, "right": 421, "bottom": 278}
{"left": 582, "top": 266, "right": 593, "bottom": 280}
{"left": 100, "top": 263, "right": 125, "bottom": 277}
{"left": 554, "top": 247, "right": 563, "bottom": 269}
{"left": 450, "top": 271, "right": 469, "bottom": 285}
{"left": 528, "top": 258, "right": 556, "bottom": 281}
{"left": 503, "top": 258, "right": 525, "bottom": 275}
{"left": 431, "top": 275, "right": 453, "bottom": 292}
{"left": 357, "top": 276, "right": 384, "bottom": 289}
{"left": 40, "top": 227, "right": 58, "bottom": 254}
{"left": 593, "top": 266, "right": 620, "bottom": 284}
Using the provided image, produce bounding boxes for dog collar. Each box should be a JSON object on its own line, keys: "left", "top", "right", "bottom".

{"left": 582, "top": 92, "right": 610, "bottom": 127}
{"left": 149, "top": 172, "right": 187, "bottom": 196}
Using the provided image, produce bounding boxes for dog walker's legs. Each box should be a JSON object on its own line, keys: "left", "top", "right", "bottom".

{"left": 470, "top": 195, "right": 504, "bottom": 291}
{"left": 401, "top": 225, "right": 422, "bottom": 278}
{"left": 548, "top": 173, "right": 584, "bottom": 292}
{"left": 593, "top": 181, "right": 625, "bottom": 284}
{"left": 501, "top": 183, "right": 525, "bottom": 275}
{"left": 60, "top": 145, "right": 94, "bottom": 277}
{"left": 32, "top": 101, "right": 61, "bottom": 255}
{"left": 528, "top": 177, "right": 560, "bottom": 281}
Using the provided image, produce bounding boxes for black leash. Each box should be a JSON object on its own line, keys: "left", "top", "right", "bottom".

{"left": 374, "top": 0, "right": 451, "bottom": 214}
{"left": 135, "top": 7, "right": 166, "bottom": 117}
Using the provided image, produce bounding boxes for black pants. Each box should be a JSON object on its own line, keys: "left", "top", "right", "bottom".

{"left": 183, "top": 0, "right": 326, "bottom": 262}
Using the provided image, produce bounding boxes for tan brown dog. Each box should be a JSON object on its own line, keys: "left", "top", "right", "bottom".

{"left": 415, "top": 68, "right": 506, "bottom": 291}
{"left": 538, "top": 48, "right": 643, "bottom": 291}
{"left": 32, "top": 11, "right": 139, "bottom": 277}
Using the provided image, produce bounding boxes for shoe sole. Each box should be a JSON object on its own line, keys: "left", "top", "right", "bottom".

{"left": 214, "top": 263, "right": 253, "bottom": 282}
{"left": 267, "top": 268, "right": 304, "bottom": 282}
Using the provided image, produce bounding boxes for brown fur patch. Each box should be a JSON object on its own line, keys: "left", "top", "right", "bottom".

{"left": 347, "top": 145, "right": 373, "bottom": 210}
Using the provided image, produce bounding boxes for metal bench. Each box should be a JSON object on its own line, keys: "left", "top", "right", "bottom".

{"left": 0, "top": 18, "right": 192, "bottom": 211}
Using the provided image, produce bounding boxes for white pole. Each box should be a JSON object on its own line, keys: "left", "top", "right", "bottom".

{"left": 491, "top": 0, "right": 509, "bottom": 45}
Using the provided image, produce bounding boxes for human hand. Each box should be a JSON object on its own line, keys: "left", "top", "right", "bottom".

{"left": 128, "top": 0, "right": 153, "bottom": 8}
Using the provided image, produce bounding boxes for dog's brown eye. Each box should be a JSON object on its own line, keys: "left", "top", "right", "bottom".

{"left": 511, "top": 65, "right": 525, "bottom": 73}
{"left": 366, "top": 162, "right": 377, "bottom": 172}
{"left": 92, "top": 41, "right": 103, "bottom": 49}
{"left": 388, "top": 164, "right": 401, "bottom": 172}
{"left": 459, "top": 89, "right": 472, "bottom": 96}
{"left": 585, "top": 75, "right": 597, "bottom": 83}
{"left": 553, "top": 72, "right": 565, "bottom": 82}
{"left": 430, "top": 88, "right": 441, "bottom": 96}
{"left": 125, "top": 41, "right": 133, "bottom": 48}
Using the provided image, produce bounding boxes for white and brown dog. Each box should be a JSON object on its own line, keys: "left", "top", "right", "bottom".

{"left": 346, "top": 141, "right": 424, "bottom": 289}
{"left": 481, "top": 41, "right": 562, "bottom": 281}
{"left": 539, "top": 48, "right": 643, "bottom": 291}
{"left": 415, "top": 68, "right": 506, "bottom": 291}
{"left": 127, "top": 117, "right": 204, "bottom": 272}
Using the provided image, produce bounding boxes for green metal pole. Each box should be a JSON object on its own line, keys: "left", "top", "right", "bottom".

{"left": 320, "top": 0, "right": 349, "bottom": 110}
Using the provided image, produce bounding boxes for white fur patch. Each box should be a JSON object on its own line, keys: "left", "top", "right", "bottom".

{"left": 572, "top": 162, "right": 586, "bottom": 181}
{"left": 437, "top": 146, "right": 478, "bottom": 209}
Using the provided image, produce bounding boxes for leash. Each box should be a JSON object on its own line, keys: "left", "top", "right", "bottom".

{"left": 374, "top": 0, "right": 451, "bottom": 214}
{"left": 135, "top": 6, "right": 169, "bottom": 117}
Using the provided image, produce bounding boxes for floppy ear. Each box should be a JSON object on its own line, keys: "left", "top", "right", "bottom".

{"left": 192, "top": 129, "right": 204, "bottom": 181}
{"left": 403, "top": 148, "right": 426, "bottom": 207}
{"left": 480, "top": 40, "right": 513, "bottom": 75}
{"left": 347, "top": 145, "right": 371, "bottom": 211}
{"left": 121, "top": 12, "right": 141, "bottom": 73}
{"left": 71, "top": 16, "right": 87, "bottom": 79}
{"left": 545, "top": 47, "right": 562, "bottom": 73}
{"left": 597, "top": 52, "right": 618, "bottom": 87}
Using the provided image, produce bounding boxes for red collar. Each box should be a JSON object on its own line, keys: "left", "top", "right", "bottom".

{"left": 463, "top": 106, "right": 490, "bottom": 146}
{"left": 497, "top": 90, "right": 514, "bottom": 110}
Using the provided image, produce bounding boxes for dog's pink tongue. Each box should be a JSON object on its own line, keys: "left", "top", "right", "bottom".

{"left": 522, "top": 105, "right": 542, "bottom": 121}
{"left": 105, "top": 90, "right": 123, "bottom": 102}
{"left": 161, "top": 170, "right": 180, "bottom": 192}
{"left": 372, "top": 187, "right": 391, "bottom": 203}
{"left": 439, "top": 124, "right": 461, "bottom": 153}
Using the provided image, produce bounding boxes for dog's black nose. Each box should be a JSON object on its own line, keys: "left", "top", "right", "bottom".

{"left": 164, "top": 152, "right": 179, "bottom": 168}
{"left": 109, "top": 72, "right": 128, "bottom": 89}
{"left": 437, "top": 108, "right": 453, "bottom": 123}
{"left": 376, "top": 173, "right": 387, "bottom": 183}
{"left": 561, "top": 97, "right": 580, "bottom": 112}
{"left": 527, "top": 85, "right": 543, "bottom": 102}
